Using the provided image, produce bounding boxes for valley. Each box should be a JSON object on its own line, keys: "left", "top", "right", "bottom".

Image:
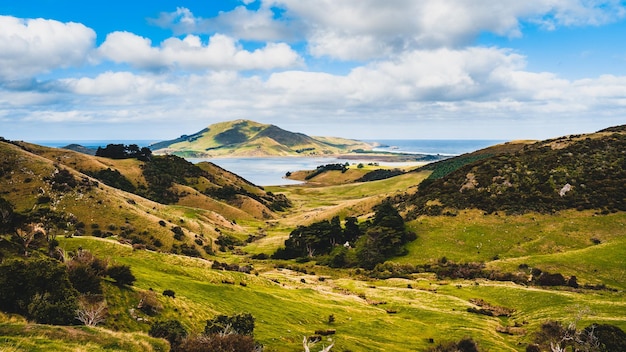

{"left": 0, "top": 124, "right": 625, "bottom": 351}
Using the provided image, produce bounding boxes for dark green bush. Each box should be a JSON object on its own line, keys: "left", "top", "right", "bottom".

{"left": 205, "top": 312, "right": 255, "bottom": 336}
{"left": 0, "top": 257, "right": 79, "bottom": 325}
{"left": 106, "top": 264, "right": 136, "bottom": 286}
{"left": 149, "top": 319, "right": 188, "bottom": 348}
{"left": 178, "top": 334, "right": 257, "bottom": 352}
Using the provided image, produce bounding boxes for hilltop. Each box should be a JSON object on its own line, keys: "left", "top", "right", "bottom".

{"left": 150, "top": 119, "right": 376, "bottom": 157}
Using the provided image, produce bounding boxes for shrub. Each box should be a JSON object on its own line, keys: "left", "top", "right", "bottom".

{"left": 138, "top": 290, "right": 162, "bottom": 315}
{"left": 67, "top": 264, "right": 102, "bottom": 294}
{"left": 178, "top": 334, "right": 257, "bottom": 352}
{"left": 205, "top": 312, "right": 255, "bottom": 336}
{"left": 585, "top": 324, "right": 626, "bottom": 352}
{"left": 149, "top": 319, "right": 188, "bottom": 348}
{"left": 106, "top": 264, "right": 136, "bottom": 286}
{"left": 171, "top": 226, "right": 184, "bottom": 240}
{"left": 427, "top": 337, "right": 480, "bottom": 352}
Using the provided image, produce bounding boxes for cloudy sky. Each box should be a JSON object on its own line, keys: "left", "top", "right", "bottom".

{"left": 1, "top": 0, "right": 626, "bottom": 142}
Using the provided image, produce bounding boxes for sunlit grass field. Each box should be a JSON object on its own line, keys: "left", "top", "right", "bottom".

{"left": 41, "top": 235, "right": 625, "bottom": 351}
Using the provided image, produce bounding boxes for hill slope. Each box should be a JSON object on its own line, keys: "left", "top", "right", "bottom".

{"left": 151, "top": 119, "right": 374, "bottom": 157}
{"left": 396, "top": 127, "right": 626, "bottom": 217}
{"left": 0, "top": 139, "right": 290, "bottom": 257}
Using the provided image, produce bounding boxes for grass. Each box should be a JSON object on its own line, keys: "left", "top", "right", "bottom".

{"left": 393, "top": 210, "right": 626, "bottom": 290}
{"left": 49, "top": 235, "right": 626, "bottom": 351}
{"left": 0, "top": 312, "right": 168, "bottom": 352}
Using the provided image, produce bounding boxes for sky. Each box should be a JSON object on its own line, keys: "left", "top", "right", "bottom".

{"left": 1, "top": 1, "right": 626, "bottom": 142}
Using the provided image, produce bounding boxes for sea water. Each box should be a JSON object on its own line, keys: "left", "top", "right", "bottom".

{"left": 367, "top": 139, "right": 504, "bottom": 156}
{"left": 193, "top": 140, "right": 504, "bottom": 186}
{"left": 37, "top": 139, "right": 504, "bottom": 186}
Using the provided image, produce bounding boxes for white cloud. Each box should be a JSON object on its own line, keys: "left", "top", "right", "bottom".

{"left": 63, "top": 71, "right": 180, "bottom": 98}
{"left": 0, "top": 16, "right": 95, "bottom": 79}
{"left": 5, "top": 52, "right": 626, "bottom": 139}
{"left": 263, "top": 0, "right": 626, "bottom": 60}
{"left": 97, "top": 31, "right": 302, "bottom": 71}
{"left": 147, "top": 2, "right": 626, "bottom": 62}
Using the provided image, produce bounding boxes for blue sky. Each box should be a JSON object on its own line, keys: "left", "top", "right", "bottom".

{"left": 1, "top": 1, "right": 626, "bottom": 141}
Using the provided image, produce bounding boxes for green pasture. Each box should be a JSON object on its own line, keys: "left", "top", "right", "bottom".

{"left": 37, "top": 236, "right": 626, "bottom": 351}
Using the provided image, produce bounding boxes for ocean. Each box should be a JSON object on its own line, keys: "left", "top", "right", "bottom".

{"left": 367, "top": 139, "right": 504, "bottom": 156}
{"left": 37, "top": 139, "right": 504, "bottom": 186}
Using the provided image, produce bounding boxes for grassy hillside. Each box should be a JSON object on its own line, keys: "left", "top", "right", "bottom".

{"left": 400, "top": 129, "right": 626, "bottom": 217}
{"left": 151, "top": 119, "right": 375, "bottom": 157}
{"left": 0, "top": 139, "right": 290, "bottom": 259}
{"left": 48, "top": 236, "right": 625, "bottom": 351}
{"left": 1, "top": 126, "right": 625, "bottom": 351}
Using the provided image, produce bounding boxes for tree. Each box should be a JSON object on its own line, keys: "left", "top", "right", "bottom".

{"left": 15, "top": 223, "right": 46, "bottom": 256}
{"left": 342, "top": 216, "right": 361, "bottom": 245}
{"left": 0, "top": 197, "right": 14, "bottom": 233}
{"left": 304, "top": 336, "right": 334, "bottom": 352}
{"left": 68, "top": 264, "right": 102, "bottom": 294}
{"left": 585, "top": 324, "right": 626, "bottom": 352}
{"left": 76, "top": 295, "right": 107, "bottom": 326}
{"left": 106, "top": 264, "right": 136, "bottom": 286}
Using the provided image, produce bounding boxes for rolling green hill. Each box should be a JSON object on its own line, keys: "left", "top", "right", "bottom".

{"left": 150, "top": 119, "right": 375, "bottom": 157}
{"left": 0, "top": 139, "right": 289, "bottom": 258}
{"left": 1, "top": 126, "right": 625, "bottom": 352}
{"left": 399, "top": 128, "right": 626, "bottom": 217}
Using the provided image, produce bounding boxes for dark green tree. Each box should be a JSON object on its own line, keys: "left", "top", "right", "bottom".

{"left": 342, "top": 216, "right": 361, "bottom": 245}
{"left": 0, "top": 257, "right": 79, "bottom": 324}
{"left": 0, "top": 197, "right": 14, "bottom": 233}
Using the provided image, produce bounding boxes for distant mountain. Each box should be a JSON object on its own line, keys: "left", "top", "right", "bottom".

{"left": 150, "top": 119, "right": 374, "bottom": 157}
{"left": 394, "top": 125, "right": 626, "bottom": 217}
{"left": 61, "top": 143, "right": 97, "bottom": 155}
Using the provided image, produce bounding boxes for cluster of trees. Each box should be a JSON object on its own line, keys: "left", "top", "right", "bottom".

{"left": 368, "top": 260, "right": 589, "bottom": 290}
{"left": 0, "top": 196, "right": 136, "bottom": 326}
{"left": 204, "top": 185, "right": 291, "bottom": 212}
{"left": 529, "top": 320, "right": 626, "bottom": 352}
{"left": 95, "top": 144, "right": 152, "bottom": 161}
{"left": 85, "top": 168, "right": 136, "bottom": 193}
{"left": 0, "top": 250, "right": 135, "bottom": 325}
{"left": 149, "top": 313, "right": 260, "bottom": 352}
{"left": 273, "top": 201, "right": 416, "bottom": 269}
{"left": 305, "top": 163, "right": 348, "bottom": 180}
{"left": 88, "top": 149, "right": 292, "bottom": 212}
{"left": 355, "top": 168, "right": 404, "bottom": 182}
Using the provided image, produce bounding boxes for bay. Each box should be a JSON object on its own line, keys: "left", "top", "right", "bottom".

{"left": 38, "top": 139, "right": 505, "bottom": 186}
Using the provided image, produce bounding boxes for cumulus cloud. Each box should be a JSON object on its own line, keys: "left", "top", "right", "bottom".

{"left": 263, "top": 0, "right": 626, "bottom": 60}
{"left": 0, "top": 16, "right": 95, "bottom": 79}
{"left": 5, "top": 47, "right": 626, "bottom": 139}
{"left": 147, "top": 2, "right": 626, "bottom": 61}
{"left": 97, "top": 31, "right": 302, "bottom": 71}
